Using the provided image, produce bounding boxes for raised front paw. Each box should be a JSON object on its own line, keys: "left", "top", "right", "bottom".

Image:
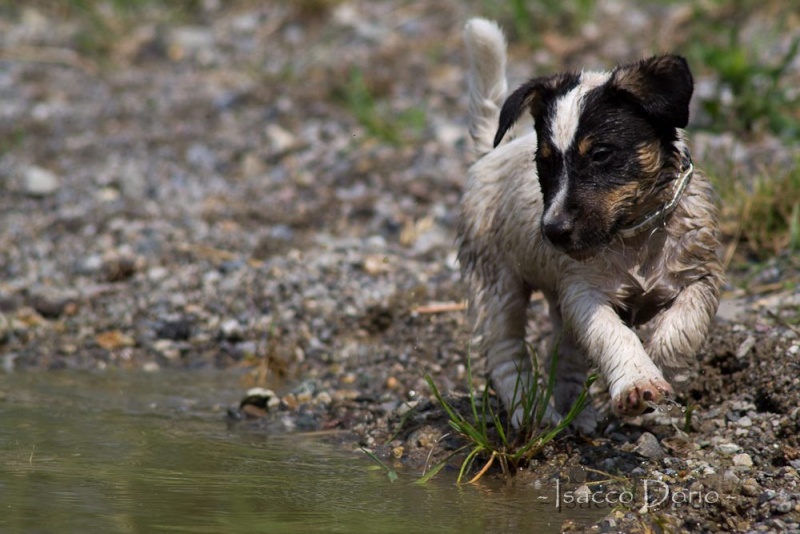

{"left": 613, "top": 378, "right": 673, "bottom": 416}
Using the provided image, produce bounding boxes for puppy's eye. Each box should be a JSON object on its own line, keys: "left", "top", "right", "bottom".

{"left": 590, "top": 145, "right": 614, "bottom": 164}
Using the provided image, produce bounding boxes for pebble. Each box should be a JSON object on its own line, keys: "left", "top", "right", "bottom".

{"left": 738, "top": 478, "right": 758, "bottom": 497}
{"left": 759, "top": 489, "right": 777, "bottom": 504}
{"left": 152, "top": 339, "right": 181, "bottom": 360}
{"left": 772, "top": 494, "right": 794, "bottom": 514}
{"left": 634, "top": 432, "right": 665, "bottom": 460}
{"left": 168, "top": 26, "right": 214, "bottom": 53}
{"left": 0, "top": 311, "right": 10, "bottom": 338}
{"left": 722, "top": 469, "right": 741, "bottom": 492}
{"left": 77, "top": 255, "right": 104, "bottom": 275}
{"left": 574, "top": 485, "right": 591, "bottom": 500}
{"left": 156, "top": 319, "right": 193, "bottom": 341}
{"left": 220, "top": 319, "right": 244, "bottom": 342}
{"left": 736, "top": 415, "right": 753, "bottom": 428}
{"left": 315, "top": 391, "right": 332, "bottom": 406}
{"left": 266, "top": 124, "right": 297, "bottom": 154}
{"left": 716, "top": 442, "right": 742, "bottom": 455}
{"left": 733, "top": 453, "right": 754, "bottom": 467}
{"left": 22, "top": 166, "right": 60, "bottom": 196}
{"left": 735, "top": 335, "right": 756, "bottom": 359}
{"left": 28, "top": 286, "right": 77, "bottom": 318}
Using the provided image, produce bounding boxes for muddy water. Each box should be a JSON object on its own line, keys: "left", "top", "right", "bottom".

{"left": 0, "top": 371, "right": 604, "bottom": 533}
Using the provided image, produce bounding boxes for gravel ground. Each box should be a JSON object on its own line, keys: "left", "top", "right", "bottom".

{"left": 1, "top": 2, "right": 799, "bottom": 532}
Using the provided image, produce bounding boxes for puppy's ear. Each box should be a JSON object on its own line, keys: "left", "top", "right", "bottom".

{"left": 611, "top": 55, "right": 694, "bottom": 128}
{"left": 494, "top": 74, "right": 573, "bottom": 147}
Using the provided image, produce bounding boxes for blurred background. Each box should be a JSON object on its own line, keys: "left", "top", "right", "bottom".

{"left": 0, "top": 1, "right": 798, "bottom": 375}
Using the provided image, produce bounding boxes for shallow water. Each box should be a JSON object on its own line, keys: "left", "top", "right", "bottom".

{"left": 0, "top": 371, "right": 604, "bottom": 533}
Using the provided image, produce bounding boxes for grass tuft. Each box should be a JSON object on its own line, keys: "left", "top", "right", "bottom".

{"left": 713, "top": 156, "right": 800, "bottom": 260}
{"left": 422, "top": 344, "right": 596, "bottom": 483}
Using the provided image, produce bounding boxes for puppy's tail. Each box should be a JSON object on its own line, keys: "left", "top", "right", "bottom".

{"left": 464, "top": 18, "right": 508, "bottom": 161}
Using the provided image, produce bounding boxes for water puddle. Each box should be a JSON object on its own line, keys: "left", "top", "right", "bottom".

{"left": 0, "top": 371, "right": 605, "bottom": 533}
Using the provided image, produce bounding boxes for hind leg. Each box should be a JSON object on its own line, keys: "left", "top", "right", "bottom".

{"left": 544, "top": 306, "right": 600, "bottom": 433}
{"left": 469, "top": 268, "right": 536, "bottom": 427}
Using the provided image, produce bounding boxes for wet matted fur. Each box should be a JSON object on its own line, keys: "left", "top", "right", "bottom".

{"left": 458, "top": 18, "right": 724, "bottom": 432}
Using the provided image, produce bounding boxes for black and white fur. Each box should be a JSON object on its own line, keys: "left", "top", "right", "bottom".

{"left": 458, "top": 19, "right": 723, "bottom": 432}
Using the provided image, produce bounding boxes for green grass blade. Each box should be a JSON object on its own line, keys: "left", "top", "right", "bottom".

{"left": 360, "top": 446, "right": 398, "bottom": 483}
{"left": 414, "top": 445, "right": 472, "bottom": 485}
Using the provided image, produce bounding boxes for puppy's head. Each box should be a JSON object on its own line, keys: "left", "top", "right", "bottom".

{"left": 495, "top": 55, "right": 693, "bottom": 260}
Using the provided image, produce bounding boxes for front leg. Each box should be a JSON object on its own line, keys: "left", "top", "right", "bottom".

{"left": 646, "top": 275, "right": 720, "bottom": 379}
{"left": 559, "top": 282, "right": 671, "bottom": 416}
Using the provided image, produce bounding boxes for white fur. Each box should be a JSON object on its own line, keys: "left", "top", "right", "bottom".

{"left": 542, "top": 177, "right": 568, "bottom": 228}
{"left": 551, "top": 71, "right": 610, "bottom": 153}
{"left": 464, "top": 18, "right": 508, "bottom": 157}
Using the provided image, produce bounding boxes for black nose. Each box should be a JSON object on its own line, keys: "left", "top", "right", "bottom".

{"left": 543, "top": 216, "right": 574, "bottom": 248}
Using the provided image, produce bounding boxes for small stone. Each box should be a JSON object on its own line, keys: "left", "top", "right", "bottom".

{"left": 771, "top": 519, "right": 788, "bottom": 531}
{"left": 239, "top": 388, "right": 279, "bottom": 413}
{"left": 156, "top": 319, "right": 193, "bottom": 341}
{"left": 732, "top": 453, "right": 753, "bottom": 467}
{"left": 722, "top": 470, "right": 741, "bottom": 492}
{"left": 95, "top": 330, "right": 136, "bottom": 350}
{"left": 76, "top": 255, "right": 104, "bottom": 275}
{"left": 95, "top": 186, "right": 120, "bottom": 202}
{"left": 23, "top": 166, "right": 60, "bottom": 196}
{"left": 735, "top": 335, "right": 756, "bottom": 359}
{"left": 282, "top": 392, "right": 298, "bottom": 410}
{"left": 736, "top": 415, "right": 753, "bottom": 428}
{"left": 315, "top": 391, "right": 332, "bottom": 406}
{"left": 716, "top": 442, "right": 741, "bottom": 455}
{"left": 152, "top": 339, "right": 181, "bottom": 360}
{"left": 773, "top": 496, "right": 794, "bottom": 514}
{"left": 574, "top": 485, "right": 591, "bottom": 500}
{"left": 168, "top": 26, "right": 214, "bottom": 57}
{"left": 631, "top": 467, "right": 648, "bottom": 477}
{"left": 142, "top": 361, "right": 160, "bottom": 373}
{"left": 729, "top": 400, "right": 756, "bottom": 412}
{"left": 145, "top": 267, "right": 168, "bottom": 282}
{"left": 103, "top": 253, "right": 139, "bottom": 282}
{"left": 634, "top": 432, "right": 665, "bottom": 460}
{"left": 220, "top": 319, "right": 244, "bottom": 342}
{"left": 740, "top": 478, "right": 761, "bottom": 497}
{"left": 0, "top": 313, "right": 10, "bottom": 343}
{"left": 266, "top": 124, "right": 297, "bottom": 154}
{"left": 759, "top": 489, "right": 777, "bottom": 504}
{"left": 185, "top": 143, "right": 216, "bottom": 170}
{"left": 363, "top": 255, "right": 391, "bottom": 275}
{"left": 29, "top": 286, "right": 78, "bottom": 318}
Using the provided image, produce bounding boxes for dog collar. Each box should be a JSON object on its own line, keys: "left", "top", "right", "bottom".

{"left": 618, "top": 156, "right": 694, "bottom": 239}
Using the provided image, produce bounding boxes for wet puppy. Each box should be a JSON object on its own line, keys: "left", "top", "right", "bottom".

{"left": 458, "top": 19, "right": 723, "bottom": 431}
